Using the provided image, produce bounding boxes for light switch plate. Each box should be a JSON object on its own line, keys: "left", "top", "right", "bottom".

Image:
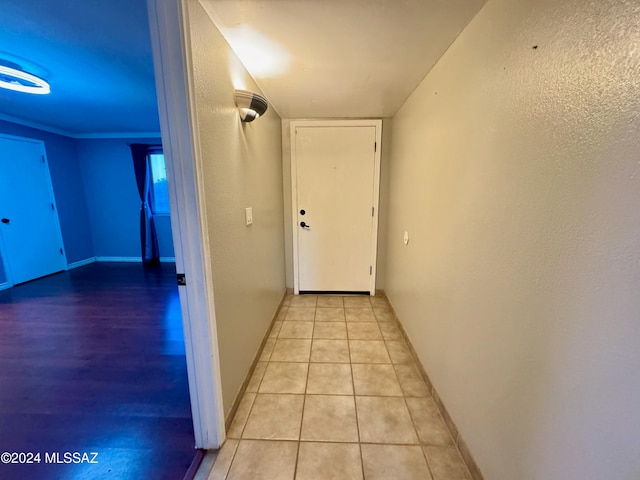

{"left": 245, "top": 207, "right": 253, "bottom": 226}
{"left": 403, "top": 231, "right": 409, "bottom": 245}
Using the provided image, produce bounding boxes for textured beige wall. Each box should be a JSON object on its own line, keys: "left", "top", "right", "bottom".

{"left": 281, "top": 118, "right": 390, "bottom": 290}
{"left": 376, "top": 119, "right": 392, "bottom": 290}
{"left": 385, "top": 0, "right": 640, "bottom": 478}
{"left": 186, "top": 0, "right": 285, "bottom": 415}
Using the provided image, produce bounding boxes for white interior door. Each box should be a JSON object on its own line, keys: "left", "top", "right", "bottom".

{"left": 0, "top": 135, "right": 67, "bottom": 285}
{"left": 292, "top": 121, "right": 381, "bottom": 293}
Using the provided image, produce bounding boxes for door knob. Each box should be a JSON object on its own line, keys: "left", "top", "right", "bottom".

{"left": 1, "top": 218, "right": 9, "bottom": 224}
{"left": 300, "top": 221, "right": 310, "bottom": 229}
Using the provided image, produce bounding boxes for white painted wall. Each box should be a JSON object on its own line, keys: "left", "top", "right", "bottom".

{"left": 385, "top": 0, "right": 640, "bottom": 478}
{"left": 186, "top": 0, "right": 285, "bottom": 415}
{"left": 282, "top": 118, "right": 391, "bottom": 291}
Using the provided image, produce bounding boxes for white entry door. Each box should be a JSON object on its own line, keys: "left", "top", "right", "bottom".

{"left": 0, "top": 135, "right": 67, "bottom": 285}
{"left": 292, "top": 120, "right": 382, "bottom": 293}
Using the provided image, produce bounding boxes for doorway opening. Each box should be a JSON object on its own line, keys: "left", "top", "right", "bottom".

{"left": 0, "top": 132, "right": 200, "bottom": 478}
{"left": 290, "top": 120, "right": 383, "bottom": 295}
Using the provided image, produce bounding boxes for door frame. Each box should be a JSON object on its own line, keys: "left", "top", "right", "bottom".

{"left": 0, "top": 133, "right": 68, "bottom": 289}
{"left": 147, "top": 0, "right": 226, "bottom": 449}
{"left": 290, "top": 119, "right": 382, "bottom": 295}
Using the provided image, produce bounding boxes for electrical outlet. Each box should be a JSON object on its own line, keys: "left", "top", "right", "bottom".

{"left": 245, "top": 207, "right": 253, "bottom": 226}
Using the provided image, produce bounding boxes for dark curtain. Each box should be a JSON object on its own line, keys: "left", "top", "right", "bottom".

{"left": 130, "top": 144, "right": 160, "bottom": 265}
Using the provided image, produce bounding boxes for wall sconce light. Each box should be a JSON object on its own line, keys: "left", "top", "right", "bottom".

{"left": 234, "top": 89, "right": 268, "bottom": 122}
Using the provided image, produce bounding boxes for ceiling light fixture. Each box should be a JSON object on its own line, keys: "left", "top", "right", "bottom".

{"left": 234, "top": 89, "right": 268, "bottom": 122}
{"left": 0, "top": 65, "right": 50, "bottom": 95}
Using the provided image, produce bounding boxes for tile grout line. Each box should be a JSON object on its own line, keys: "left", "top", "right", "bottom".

{"left": 381, "top": 295, "right": 435, "bottom": 479}
{"left": 347, "top": 298, "right": 366, "bottom": 480}
{"left": 227, "top": 391, "right": 432, "bottom": 399}
{"left": 292, "top": 298, "right": 316, "bottom": 479}
{"left": 374, "top": 297, "right": 448, "bottom": 480}
{"left": 403, "top": 386, "right": 437, "bottom": 480}
{"left": 222, "top": 300, "right": 286, "bottom": 432}
{"left": 298, "top": 439, "right": 422, "bottom": 447}
{"left": 269, "top": 360, "right": 396, "bottom": 364}
{"left": 225, "top": 298, "right": 450, "bottom": 479}
{"left": 225, "top": 295, "right": 455, "bottom": 479}
{"left": 385, "top": 296, "right": 481, "bottom": 479}
{"left": 381, "top": 295, "right": 473, "bottom": 479}
{"left": 220, "top": 440, "right": 240, "bottom": 480}
{"left": 234, "top": 308, "right": 284, "bottom": 440}
{"left": 220, "top": 302, "right": 291, "bottom": 477}
{"left": 234, "top": 373, "right": 261, "bottom": 442}
{"left": 423, "top": 448, "right": 437, "bottom": 480}
{"left": 239, "top": 338, "right": 272, "bottom": 442}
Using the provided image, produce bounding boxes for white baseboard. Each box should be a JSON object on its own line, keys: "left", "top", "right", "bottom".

{"left": 0, "top": 282, "right": 11, "bottom": 291}
{"left": 95, "top": 256, "right": 142, "bottom": 262}
{"left": 95, "top": 256, "right": 175, "bottom": 263}
{"left": 67, "top": 257, "right": 97, "bottom": 269}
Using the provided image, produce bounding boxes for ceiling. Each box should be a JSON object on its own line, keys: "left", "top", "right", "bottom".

{"left": 0, "top": 0, "right": 159, "bottom": 137}
{"left": 201, "top": 0, "right": 486, "bottom": 118}
{"left": 0, "top": 0, "right": 485, "bottom": 136}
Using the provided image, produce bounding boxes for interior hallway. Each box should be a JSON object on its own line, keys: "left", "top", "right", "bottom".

{"left": 0, "top": 263, "right": 196, "bottom": 480}
{"left": 208, "top": 294, "right": 471, "bottom": 480}
{"left": 148, "top": 0, "right": 640, "bottom": 477}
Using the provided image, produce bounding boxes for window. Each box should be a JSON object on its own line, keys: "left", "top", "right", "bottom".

{"left": 149, "top": 153, "right": 170, "bottom": 214}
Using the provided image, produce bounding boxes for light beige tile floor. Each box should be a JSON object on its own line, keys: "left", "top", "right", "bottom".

{"left": 210, "top": 295, "right": 472, "bottom": 480}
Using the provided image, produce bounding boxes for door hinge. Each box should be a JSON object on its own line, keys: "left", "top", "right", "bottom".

{"left": 372, "top": 207, "right": 374, "bottom": 217}
{"left": 374, "top": 142, "right": 377, "bottom": 152}
{"left": 369, "top": 266, "right": 372, "bottom": 275}
{"left": 59, "top": 248, "right": 63, "bottom": 255}
{"left": 41, "top": 155, "right": 45, "bottom": 163}
{"left": 177, "top": 273, "right": 186, "bottom": 286}
{"left": 51, "top": 203, "right": 55, "bottom": 211}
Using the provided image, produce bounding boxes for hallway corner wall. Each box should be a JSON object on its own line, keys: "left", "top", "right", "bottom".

{"left": 281, "top": 119, "right": 294, "bottom": 289}
{"left": 385, "top": 0, "right": 640, "bottom": 478}
{"left": 375, "top": 118, "right": 393, "bottom": 291}
{"left": 187, "top": 0, "right": 286, "bottom": 415}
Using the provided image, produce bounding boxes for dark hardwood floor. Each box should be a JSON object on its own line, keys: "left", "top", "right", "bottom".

{"left": 0, "top": 263, "right": 196, "bottom": 480}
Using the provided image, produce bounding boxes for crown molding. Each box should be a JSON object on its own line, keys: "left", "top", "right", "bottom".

{"left": 0, "top": 113, "right": 160, "bottom": 139}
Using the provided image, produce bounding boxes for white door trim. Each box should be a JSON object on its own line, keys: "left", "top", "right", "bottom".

{"left": 147, "top": 0, "right": 225, "bottom": 448}
{"left": 290, "top": 120, "right": 382, "bottom": 295}
{"left": 0, "top": 133, "right": 68, "bottom": 287}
